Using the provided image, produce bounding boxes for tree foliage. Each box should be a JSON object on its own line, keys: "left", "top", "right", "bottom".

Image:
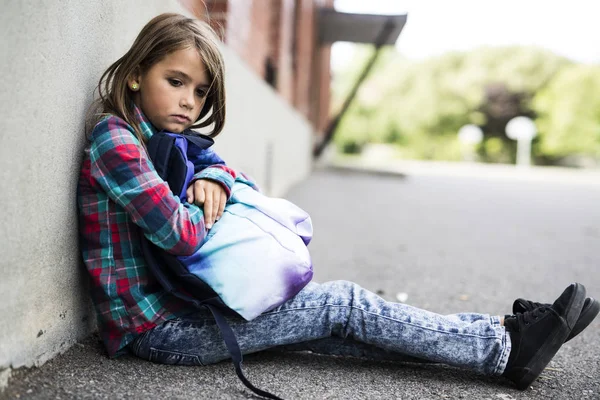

{"left": 532, "top": 65, "right": 600, "bottom": 159}
{"left": 331, "top": 45, "right": 596, "bottom": 164}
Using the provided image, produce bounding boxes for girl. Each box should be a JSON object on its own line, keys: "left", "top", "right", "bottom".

{"left": 78, "top": 13, "right": 597, "bottom": 397}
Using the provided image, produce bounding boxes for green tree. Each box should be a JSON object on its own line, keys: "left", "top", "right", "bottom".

{"left": 332, "top": 46, "right": 572, "bottom": 163}
{"left": 532, "top": 64, "right": 600, "bottom": 159}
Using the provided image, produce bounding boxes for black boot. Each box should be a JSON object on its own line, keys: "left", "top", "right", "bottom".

{"left": 513, "top": 297, "right": 599, "bottom": 342}
{"left": 502, "top": 283, "right": 586, "bottom": 390}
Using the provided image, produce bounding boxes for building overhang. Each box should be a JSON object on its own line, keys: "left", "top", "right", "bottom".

{"left": 318, "top": 9, "right": 407, "bottom": 46}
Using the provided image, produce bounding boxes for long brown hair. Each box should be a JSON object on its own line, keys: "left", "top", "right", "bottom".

{"left": 87, "top": 13, "right": 226, "bottom": 141}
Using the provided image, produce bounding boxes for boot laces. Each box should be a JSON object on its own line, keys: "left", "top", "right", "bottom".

{"left": 520, "top": 306, "right": 549, "bottom": 326}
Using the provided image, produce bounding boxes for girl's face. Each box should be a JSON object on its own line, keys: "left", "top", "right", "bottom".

{"left": 130, "top": 47, "right": 210, "bottom": 133}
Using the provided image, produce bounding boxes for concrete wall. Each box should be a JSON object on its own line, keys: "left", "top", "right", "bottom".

{"left": 215, "top": 45, "right": 313, "bottom": 195}
{"left": 0, "top": 0, "right": 313, "bottom": 384}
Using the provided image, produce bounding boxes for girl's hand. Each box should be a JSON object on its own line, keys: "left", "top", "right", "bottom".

{"left": 186, "top": 179, "right": 227, "bottom": 229}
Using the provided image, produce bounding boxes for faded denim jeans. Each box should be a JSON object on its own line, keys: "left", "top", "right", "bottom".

{"left": 130, "top": 281, "right": 511, "bottom": 376}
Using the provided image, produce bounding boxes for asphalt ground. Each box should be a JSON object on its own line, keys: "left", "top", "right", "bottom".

{"left": 4, "top": 167, "right": 600, "bottom": 400}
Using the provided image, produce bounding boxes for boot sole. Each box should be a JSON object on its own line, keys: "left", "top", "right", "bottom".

{"left": 514, "top": 283, "right": 586, "bottom": 390}
{"left": 567, "top": 297, "right": 600, "bottom": 341}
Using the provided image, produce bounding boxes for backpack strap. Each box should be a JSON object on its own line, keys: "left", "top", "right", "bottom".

{"left": 204, "top": 303, "right": 284, "bottom": 400}
{"left": 142, "top": 239, "right": 282, "bottom": 399}
{"left": 146, "top": 132, "right": 175, "bottom": 181}
{"left": 147, "top": 132, "right": 197, "bottom": 200}
{"left": 170, "top": 135, "right": 195, "bottom": 199}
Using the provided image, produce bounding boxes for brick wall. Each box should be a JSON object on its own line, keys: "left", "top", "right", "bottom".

{"left": 206, "top": 0, "right": 228, "bottom": 39}
{"left": 293, "top": 0, "right": 333, "bottom": 134}
{"left": 181, "top": 0, "right": 333, "bottom": 136}
{"left": 276, "top": 0, "right": 296, "bottom": 104}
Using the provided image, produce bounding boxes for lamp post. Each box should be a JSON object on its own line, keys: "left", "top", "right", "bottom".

{"left": 457, "top": 124, "right": 483, "bottom": 162}
{"left": 505, "top": 116, "right": 537, "bottom": 167}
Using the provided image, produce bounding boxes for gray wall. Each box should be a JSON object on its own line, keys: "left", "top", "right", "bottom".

{"left": 0, "top": 0, "right": 313, "bottom": 385}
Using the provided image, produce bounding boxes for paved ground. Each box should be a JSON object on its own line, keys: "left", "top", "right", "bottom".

{"left": 3, "top": 167, "right": 600, "bottom": 400}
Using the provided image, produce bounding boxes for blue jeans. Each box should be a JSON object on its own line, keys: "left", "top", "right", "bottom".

{"left": 130, "top": 281, "right": 511, "bottom": 376}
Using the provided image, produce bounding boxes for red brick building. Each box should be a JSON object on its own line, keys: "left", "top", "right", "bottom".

{"left": 180, "top": 0, "right": 335, "bottom": 136}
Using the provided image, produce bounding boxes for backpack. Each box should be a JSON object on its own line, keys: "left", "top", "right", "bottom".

{"left": 140, "top": 130, "right": 313, "bottom": 400}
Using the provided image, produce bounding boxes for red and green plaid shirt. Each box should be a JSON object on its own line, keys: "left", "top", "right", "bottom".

{"left": 77, "top": 107, "right": 236, "bottom": 357}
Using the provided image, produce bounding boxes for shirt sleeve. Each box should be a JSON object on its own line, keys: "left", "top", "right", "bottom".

{"left": 187, "top": 146, "right": 237, "bottom": 197}
{"left": 89, "top": 117, "right": 206, "bottom": 256}
{"left": 235, "top": 171, "right": 262, "bottom": 192}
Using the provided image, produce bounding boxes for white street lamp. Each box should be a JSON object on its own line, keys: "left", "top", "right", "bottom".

{"left": 505, "top": 116, "right": 537, "bottom": 167}
{"left": 458, "top": 124, "right": 483, "bottom": 162}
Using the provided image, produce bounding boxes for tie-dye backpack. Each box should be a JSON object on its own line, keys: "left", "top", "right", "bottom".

{"left": 141, "top": 130, "right": 313, "bottom": 400}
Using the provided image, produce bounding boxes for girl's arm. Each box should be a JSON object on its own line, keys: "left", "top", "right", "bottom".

{"left": 89, "top": 117, "right": 206, "bottom": 256}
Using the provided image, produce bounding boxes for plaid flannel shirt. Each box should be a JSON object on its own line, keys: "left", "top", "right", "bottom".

{"left": 77, "top": 106, "right": 237, "bottom": 357}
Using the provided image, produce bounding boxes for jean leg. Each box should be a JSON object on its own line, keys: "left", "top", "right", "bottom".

{"left": 130, "top": 280, "right": 510, "bottom": 375}
{"left": 274, "top": 315, "right": 503, "bottom": 363}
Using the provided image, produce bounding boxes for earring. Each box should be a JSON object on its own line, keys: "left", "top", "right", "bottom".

{"left": 131, "top": 83, "right": 139, "bottom": 91}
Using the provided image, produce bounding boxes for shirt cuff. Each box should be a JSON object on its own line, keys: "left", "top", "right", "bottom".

{"left": 192, "top": 166, "right": 235, "bottom": 197}
{"left": 237, "top": 172, "right": 261, "bottom": 192}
